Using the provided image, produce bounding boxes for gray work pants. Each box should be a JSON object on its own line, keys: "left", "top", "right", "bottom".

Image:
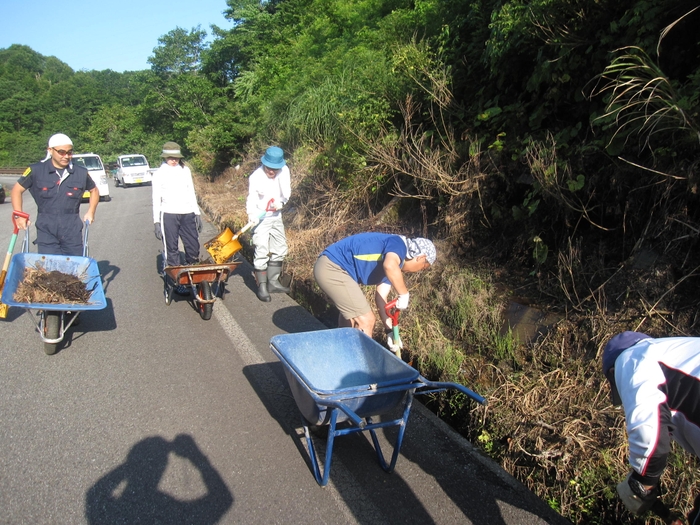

{"left": 252, "top": 214, "right": 287, "bottom": 270}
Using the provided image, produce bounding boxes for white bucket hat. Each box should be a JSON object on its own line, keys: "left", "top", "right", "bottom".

{"left": 399, "top": 236, "right": 436, "bottom": 265}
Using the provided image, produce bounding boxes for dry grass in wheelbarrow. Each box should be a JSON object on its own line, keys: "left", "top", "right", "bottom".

{"left": 13, "top": 267, "right": 92, "bottom": 304}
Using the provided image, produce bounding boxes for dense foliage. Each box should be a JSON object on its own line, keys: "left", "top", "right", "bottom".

{"left": 2, "top": 1, "right": 700, "bottom": 522}
{"left": 2, "top": 1, "right": 698, "bottom": 260}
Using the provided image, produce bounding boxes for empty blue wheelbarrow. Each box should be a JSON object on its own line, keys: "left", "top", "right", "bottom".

{"left": 270, "top": 327, "right": 486, "bottom": 486}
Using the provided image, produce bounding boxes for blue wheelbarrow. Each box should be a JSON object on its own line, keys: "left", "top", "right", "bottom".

{"left": 0, "top": 221, "right": 106, "bottom": 355}
{"left": 270, "top": 328, "right": 486, "bottom": 486}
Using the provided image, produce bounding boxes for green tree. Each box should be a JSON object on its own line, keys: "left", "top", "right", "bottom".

{"left": 149, "top": 26, "right": 209, "bottom": 77}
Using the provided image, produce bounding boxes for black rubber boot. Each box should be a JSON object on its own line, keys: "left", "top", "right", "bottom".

{"left": 254, "top": 269, "right": 271, "bottom": 302}
{"left": 267, "top": 260, "right": 290, "bottom": 293}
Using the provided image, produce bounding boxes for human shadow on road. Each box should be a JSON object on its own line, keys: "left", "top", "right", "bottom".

{"left": 96, "top": 260, "right": 120, "bottom": 293}
{"left": 271, "top": 305, "right": 329, "bottom": 334}
{"left": 85, "top": 434, "right": 233, "bottom": 525}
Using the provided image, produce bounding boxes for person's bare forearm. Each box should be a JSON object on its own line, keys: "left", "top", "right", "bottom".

{"left": 83, "top": 188, "right": 99, "bottom": 223}
{"left": 383, "top": 253, "right": 408, "bottom": 294}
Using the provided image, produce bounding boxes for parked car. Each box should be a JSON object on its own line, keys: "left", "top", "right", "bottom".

{"left": 72, "top": 153, "right": 111, "bottom": 202}
{"left": 115, "top": 154, "right": 152, "bottom": 187}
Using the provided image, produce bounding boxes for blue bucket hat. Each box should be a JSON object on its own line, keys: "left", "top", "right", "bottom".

{"left": 261, "top": 146, "right": 286, "bottom": 169}
{"left": 602, "top": 331, "right": 650, "bottom": 405}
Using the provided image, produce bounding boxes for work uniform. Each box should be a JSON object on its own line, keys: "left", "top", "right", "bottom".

{"left": 314, "top": 233, "right": 408, "bottom": 320}
{"left": 17, "top": 160, "right": 94, "bottom": 255}
{"left": 151, "top": 162, "right": 200, "bottom": 268}
{"left": 245, "top": 164, "right": 291, "bottom": 270}
{"left": 614, "top": 337, "right": 700, "bottom": 486}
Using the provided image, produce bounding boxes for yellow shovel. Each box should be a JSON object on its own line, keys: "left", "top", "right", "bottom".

{"left": 0, "top": 211, "right": 30, "bottom": 318}
{"left": 204, "top": 218, "right": 261, "bottom": 264}
{"left": 205, "top": 200, "right": 275, "bottom": 264}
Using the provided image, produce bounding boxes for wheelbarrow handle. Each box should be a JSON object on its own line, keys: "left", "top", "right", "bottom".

{"left": 21, "top": 228, "right": 29, "bottom": 253}
{"left": 324, "top": 400, "right": 366, "bottom": 429}
{"left": 11, "top": 211, "right": 30, "bottom": 234}
{"left": 418, "top": 377, "right": 487, "bottom": 405}
{"left": 82, "top": 220, "right": 90, "bottom": 257}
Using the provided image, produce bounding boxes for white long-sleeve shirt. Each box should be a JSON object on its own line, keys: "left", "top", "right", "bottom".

{"left": 245, "top": 165, "right": 291, "bottom": 220}
{"left": 151, "top": 162, "right": 200, "bottom": 223}
{"left": 615, "top": 337, "right": 700, "bottom": 484}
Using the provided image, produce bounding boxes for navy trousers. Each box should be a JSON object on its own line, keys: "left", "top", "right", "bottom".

{"left": 161, "top": 212, "right": 199, "bottom": 267}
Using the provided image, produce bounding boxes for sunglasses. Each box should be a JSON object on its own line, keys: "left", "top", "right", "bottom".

{"left": 52, "top": 148, "right": 74, "bottom": 156}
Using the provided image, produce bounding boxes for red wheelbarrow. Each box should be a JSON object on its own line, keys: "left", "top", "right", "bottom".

{"left": 163, "top": 259, "right": 241, "bottom": 320}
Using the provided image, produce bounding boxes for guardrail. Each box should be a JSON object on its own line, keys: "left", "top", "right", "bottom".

{"left": 0, "top": 168, "right": 24, "bottom": 175}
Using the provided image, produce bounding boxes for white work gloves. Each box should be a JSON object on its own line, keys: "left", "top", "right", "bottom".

{"left": 396, "top": 293, "right": 410, "bottom": 310}
{"left": 386, "top": 331, "right": 403, "bottom": 357}
{"left": 248, "top": 216, "right": 260, "bottom": 227}
{"left": 616, "top": 472, "right": 658, "bottom": 515}
{"left": 272, "top": 200, "right": 284, "bottom": 211}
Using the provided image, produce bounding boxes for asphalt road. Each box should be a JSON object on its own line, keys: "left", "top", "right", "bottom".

{"left": 0, "top": 176, "right": 570, "bottom": 524}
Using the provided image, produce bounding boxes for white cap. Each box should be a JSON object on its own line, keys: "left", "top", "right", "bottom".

{"left": 48, "top": 133, "right": 73, "bottom": 148}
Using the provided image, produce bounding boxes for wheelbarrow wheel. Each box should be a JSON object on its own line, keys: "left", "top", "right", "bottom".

{"left": 197, "top": 281, "right": 213, "bottom": 320}
{"left": 43, "top": 311, "right": 60, "bottom": 355}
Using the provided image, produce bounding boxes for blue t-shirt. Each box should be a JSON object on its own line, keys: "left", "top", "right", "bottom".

{"left": 321, "top": 233, "right": 407, "bottom": 285}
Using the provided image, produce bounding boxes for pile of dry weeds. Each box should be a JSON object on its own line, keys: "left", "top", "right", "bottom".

{"left": 13, "top": 267, "right": 90, "bottom": 304}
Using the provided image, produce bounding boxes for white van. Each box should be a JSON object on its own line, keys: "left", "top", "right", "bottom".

{"left": 72, "top": 153, "right": 111, "bottom": 202}
{"left": 115, "top": 154, "right": 152, "bottom": 187}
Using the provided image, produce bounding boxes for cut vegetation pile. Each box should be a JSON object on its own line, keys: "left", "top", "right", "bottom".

{"left": 13, "top": 267, "right": 91, "bottom": 305}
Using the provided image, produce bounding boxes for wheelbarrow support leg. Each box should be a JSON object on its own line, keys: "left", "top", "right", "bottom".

{"left": 302, "top": 392, "right": 416, "bottom": 486}
{"left": 303, "top": 410, "right": 339, "bottom": 487}
{"left": 368, "top": 392, "right": 415, "bottom": 473}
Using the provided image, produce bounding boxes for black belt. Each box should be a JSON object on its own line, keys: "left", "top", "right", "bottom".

{"left": 38, "top": 210, "right": 79, "bottom": 215}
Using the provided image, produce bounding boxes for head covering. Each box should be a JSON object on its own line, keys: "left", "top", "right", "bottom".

{"left": 161, "top": 141, "right": 184, "bottom": 158}
{"left": 48, "top": 133, "right": 73, "bottom": 148}
{"left": 602, "top": 331, "right": 650, "bottom": 405}
{"left": 399, "top": 236, "right": 436, "bottom": 265}
{"left": 261, "top": 146, "right": 286, "bottom": 169}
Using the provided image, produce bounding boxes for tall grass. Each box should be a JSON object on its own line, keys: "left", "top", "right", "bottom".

{"left": 590, "top": 45, "right": 700, "bottom": 149}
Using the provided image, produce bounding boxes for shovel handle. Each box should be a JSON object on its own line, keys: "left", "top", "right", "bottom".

{"left": 384, "top": 298, "right": 402, "bottom": 345}
{"left": 234, "top": 220, "right": 256, "bottom": 239}
{"left": 385, "top": 298, "right": 400, "bottom": 327}
{"left": 11, "top": 211, "right": 30, "bottom": 234}
{"left": 233, "top": 199, "right": 279, "bottom": 242}
{"left": 240, "top": 199, "right": 277, "bottom": 238}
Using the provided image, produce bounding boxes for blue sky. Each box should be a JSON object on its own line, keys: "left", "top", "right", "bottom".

{"left": 2, "top": 0, "right": 233, "bottom": 72}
